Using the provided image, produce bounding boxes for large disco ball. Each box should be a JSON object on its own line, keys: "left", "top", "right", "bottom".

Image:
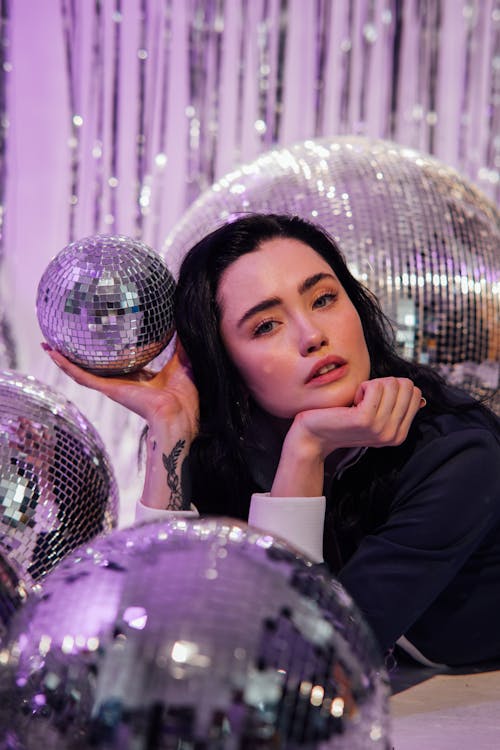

{"left": 37, "top": 235, "right": 176, "bottom": 375}
{"left": 164, "top": 137, "right": 499, "bottom": 406}
{"left": 0, "top": 518, "right": 390, "bottom": 749}
{"left": 0, "top": 549, "right": 28, "bottom": 644}
{"left": 0, "top": 369, "right": 118, "bottom": 585}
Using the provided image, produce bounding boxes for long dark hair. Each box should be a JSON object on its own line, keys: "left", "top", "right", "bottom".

{"left": 174, "top": 213, "right": 486, "bottom": 523}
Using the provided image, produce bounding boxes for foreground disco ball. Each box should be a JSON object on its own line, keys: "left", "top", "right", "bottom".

{"left": 0, "top": 518, "right": 390, "bottom": 749}
{"left": 0, "top": 369, "right": 118, "bottom": 584}
{"left": 164, "top": 137, "right": 499, "bottom": 407}
{"left": 0, "top": 549, "right": 28, "bottom": 645}
{"left": 37, "top": 235, "right": 176, "bottom": 375}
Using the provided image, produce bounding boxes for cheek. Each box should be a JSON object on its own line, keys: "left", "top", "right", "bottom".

{"left": 359, "top": 349, "right": 371, "bottom": 383}
{"left": 349, "top": 315, "right": 370, "bottom": 375}
{"left": 234, "top": 351, "right": 292, "bottom": 406}
{"left": 240, "top": 355, "right": 283, "bottom": 389}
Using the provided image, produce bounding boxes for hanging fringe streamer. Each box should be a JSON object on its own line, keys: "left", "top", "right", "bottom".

{"left": 314, "top": 0, "right": 332, "bottom": 136}
{"left": 387, "top": 1, "right": 403, "bottom": 140}
{"left": 357, "top": 0, "right": 377, "bottom": 136}
{"left": 338, "top": 1, "right": 355, "bottom": 133}
{"left": 234, "top": 0, "right": 248, "bottom": 162}
{"left": 107, "top": 0, "right": 122, "bottom": 233}
{"left": 484, "top": 8, "right": 500, "bottom": 204}
{"left": 90, "top": 0, "right": 105, "bottom": 233}
{"left": 150, "top": 0, "right": 173, "bottom": 250}
{"left": 0, "top": 0, "right": 15, "bottom": 368}
{"left": 186, "top": 0, "right": 210, "bottom": 206}
{"left": 271, "top": 0, "right": 288, "bottom": 143}
{"left": 185, "top": 0, "right": 226, "bottom": 207}
{"left": 60, "top": 0, "right": 80, "bottom": 240}
{"left": 134, "top": 0, "right": 148, "bottom": 235}
{"left": 256, "top": 0, "right": 289, "bottom": 147}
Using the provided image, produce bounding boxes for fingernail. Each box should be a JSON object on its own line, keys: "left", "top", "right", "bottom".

{"left": 40, "top": 342, "right": 52, "bottom": 352}
{"left": 420, "top": 397, "right": 427, "bottom": 408}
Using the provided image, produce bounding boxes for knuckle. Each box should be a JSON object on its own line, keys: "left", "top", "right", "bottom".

{"left": 372, "top": 422, "right": 385, "bottom": 439}
{"left": 383, "top": 429, "right": 398, "bottom": 444}
{"left": 395, "top": 377, "right": 410, "bottom": 390}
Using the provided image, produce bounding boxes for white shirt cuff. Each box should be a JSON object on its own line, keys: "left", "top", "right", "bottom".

{"left": 248, "top": 493, "right": 325, "bottom": 563}
{"left": 135, "top": 499, "right": 199, "bottom": 524}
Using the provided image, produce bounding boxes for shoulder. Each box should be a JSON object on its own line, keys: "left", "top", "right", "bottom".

{"left": 390, "top": 396, "right": 500, "bottom": 519}
{"left": 409, "top": 390, "right": 500, "bottom": 457}
{"left": 357, "top": 390, "right": 500, "bottom": 485}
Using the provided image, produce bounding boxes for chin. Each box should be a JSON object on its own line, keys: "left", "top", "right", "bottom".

{"left": 307, "top": 388, "right": 357, "bottom": 411}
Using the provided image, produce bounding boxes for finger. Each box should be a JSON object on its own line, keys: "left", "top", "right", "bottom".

{"left": 354, "top": 379, "right": 384, "bottom": 412}
{"left": 41, "top": 343, "right": 134, "bottom": 399}
{"left": 394, "top": 385, "right": 422, "bottom": 443}
{"left": 369, "top": 378, "right": 415, "bottom": 442}
{"left": 42, "top": 345, "right": 101, "bottom": 387}
{"left": 353, "top": 381, "right": 367, "bottom": 407}
{"left": 383, "top": 378, "right": 418, "bottom": 436}
{"left": 390, "top": 378, "right": 416, "bottom": 417}
{"left": 375, "top": 377, "right": 402, "bottom": 418}
{"left": 359, "top": 378, "right": 401, "bottom": 428}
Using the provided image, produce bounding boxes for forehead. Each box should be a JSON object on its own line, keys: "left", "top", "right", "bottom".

{"left": 218, "top": 237, "right": 334, "bottom": 307}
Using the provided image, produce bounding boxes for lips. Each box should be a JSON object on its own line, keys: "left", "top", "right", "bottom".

{"left": 305, "top": 355, "right": 347, "bottom": 384}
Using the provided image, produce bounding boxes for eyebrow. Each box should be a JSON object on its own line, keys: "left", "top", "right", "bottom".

{"left": 236, "top": 272, "right": 336, "bottom": 328}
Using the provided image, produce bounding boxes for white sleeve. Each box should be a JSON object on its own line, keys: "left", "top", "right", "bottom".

{"left": 135, "top": 499, "right": 199, "bottom": 524}
{"left": 248, "top": 493, "right": 325, "bottom": 563}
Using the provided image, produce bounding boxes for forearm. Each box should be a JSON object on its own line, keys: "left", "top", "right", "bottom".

{"left": 140, "top": 416, "right": 194, "bottom": 511}
{"left": 271, "top": 428, "right": 325, "bottom": 497}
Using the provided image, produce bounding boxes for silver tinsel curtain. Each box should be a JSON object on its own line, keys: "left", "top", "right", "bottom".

{"left": 57, "top": 0, "right": 500, "bottom": 248}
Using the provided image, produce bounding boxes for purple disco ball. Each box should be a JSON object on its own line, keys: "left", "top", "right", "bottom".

{"left": 0, "top": 518, "right": 390, "bottom": 749}
{"left": 164, "top": 137, "right": 499, "bottom": 408}
{"left": 37, "top": 235, "right": 176, "bottom": 375}
{"left": 0, "top": 369, "right": 118, "bottom": 586}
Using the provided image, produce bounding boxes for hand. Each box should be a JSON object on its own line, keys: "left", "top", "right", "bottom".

{"left": 288, "top": 377, "right": 423, "bottom": 460}
{"left": 41, "top": 338, "right": 199, "bottom": 437}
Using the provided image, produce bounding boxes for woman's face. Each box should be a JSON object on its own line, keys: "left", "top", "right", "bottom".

{"left": 218, "top": 237, "right": 371, "bottom": 419}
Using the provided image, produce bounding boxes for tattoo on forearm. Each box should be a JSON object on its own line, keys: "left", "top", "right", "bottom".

{"left": 162, "top": 440, "right": 186, "bottom": 510}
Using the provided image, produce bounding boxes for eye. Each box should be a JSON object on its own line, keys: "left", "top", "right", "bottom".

{"left": 313, "top": 292, "right": 337, "bottom": 309}
{"left": 252, "top": 319, "right": 278, "bottom": 337}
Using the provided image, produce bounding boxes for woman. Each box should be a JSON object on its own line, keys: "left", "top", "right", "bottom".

{"left": 43, "top": 213, "right": 500, "bottom": 667}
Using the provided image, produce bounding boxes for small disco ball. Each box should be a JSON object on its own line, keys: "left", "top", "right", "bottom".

{"left": 164, "top": 136, "right": 499, "bottom": 408}
{"left": 0, "top": 518, "right": 390, "bottom": 749}
{"left": 0, "top": 369, "right": 118, "bottom": 585}
{"left": 36, "top": 234, "right": 176, "bottom": 375}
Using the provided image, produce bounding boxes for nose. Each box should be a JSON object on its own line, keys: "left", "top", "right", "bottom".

{"left": 298, "top": 319, "right": 329, "bottom": 356}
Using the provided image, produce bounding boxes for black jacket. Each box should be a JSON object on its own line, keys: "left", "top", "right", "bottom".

{"left": 329, "top": 401, "right": 500, "bottom": 665}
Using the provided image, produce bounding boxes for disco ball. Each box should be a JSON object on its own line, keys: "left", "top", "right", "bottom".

{"left": 0, "top": 518, "right": 390, "bottom": 749}
{"left": 0, "top": 369, "right": 118, "bottom": 585}
{"left": 164, "top": 136, "right": 499, "bottom": 407}
{"left": 0, "top": 549, "right": 28, "bottom": 645}
{"left": 37, "top": 234, "right": 176, "bottom": 375}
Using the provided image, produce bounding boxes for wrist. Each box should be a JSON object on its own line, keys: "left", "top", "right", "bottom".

{"left": 288, "top": 412, "right": 338, "bottom": 461}
{"left": 272, "top": 428, "right": 325, "bottom": 498}
{"left": 148, "top": 406, "right": 197, "bottom": 444}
